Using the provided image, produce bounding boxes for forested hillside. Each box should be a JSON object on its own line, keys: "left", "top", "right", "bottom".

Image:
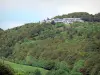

{"left": 0, "top": 13, "right": 100, "bottom": 75}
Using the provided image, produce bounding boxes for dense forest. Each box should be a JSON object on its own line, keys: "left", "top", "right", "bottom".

{"left": 0, "top": 12, "right": 100, "bottom": 75}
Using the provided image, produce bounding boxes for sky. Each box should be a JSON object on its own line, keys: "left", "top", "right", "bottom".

{"left": 0, "top": 0, "right": 100, "bottom": 30}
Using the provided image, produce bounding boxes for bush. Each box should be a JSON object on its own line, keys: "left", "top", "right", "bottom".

{"left": 34, "top": 69, "right": 41, "bottom": 75}
{"left": 71, "top": 60, "right": 84, "bottom": 75}
{"left": 0, "top": 62, "right": 14, "bottom": 75}
{"left": 44, "top": 61, "right": 55, "bottom": 70}
{"left": 55, "top": 61, "right": 70, "bottom": 72}
{"left": 46, "top": 69, "right": 69, "bottom": 75}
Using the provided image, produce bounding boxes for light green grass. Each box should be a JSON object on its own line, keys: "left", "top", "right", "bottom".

{"left": 0, "top": 59, "right": 48, "bottom": 75}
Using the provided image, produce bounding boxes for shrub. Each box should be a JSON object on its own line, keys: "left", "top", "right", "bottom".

{"left": 0, "top": 62, "right": 14, "bottom": 75}
{"left": 71, "top": 60, "right": 84, "bottom": 75}
{"left": 46, "top": 69, "right": 69, "bottom": 75}
{"left": 34, "top": 69, "right": 41, "bottom": 75}
{"left": 55, "top": 61, "right": 70, "bottom": 72}
{"left": 44, "top": 61, "right": 55, "bottom": 70}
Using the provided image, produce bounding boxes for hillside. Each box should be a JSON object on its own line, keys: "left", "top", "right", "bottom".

{"left": 0, "top": 18, "right": 100, "bottom": 74}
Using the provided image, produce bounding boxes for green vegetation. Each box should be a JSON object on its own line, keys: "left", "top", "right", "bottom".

{"left": 0, "top": 12, "right": 100, "bottom": 75}
{"left": 0, "top": 62, "right": 14, "bottom": 75}
{"left": 0, "top": 59, "right": 48, "bottom": 75}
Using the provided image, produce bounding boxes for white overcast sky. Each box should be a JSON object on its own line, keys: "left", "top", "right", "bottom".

{"left": 0, "top": 0, "right": 100, "bottom": 30}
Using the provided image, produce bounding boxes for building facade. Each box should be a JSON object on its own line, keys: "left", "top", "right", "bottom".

{"left": 40, "top": 18, "right": 84, "bottom": 24}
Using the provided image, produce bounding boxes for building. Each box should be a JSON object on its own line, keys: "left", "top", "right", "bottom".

{"left": 40, "top": 18, "right": 84, "bottom": 24}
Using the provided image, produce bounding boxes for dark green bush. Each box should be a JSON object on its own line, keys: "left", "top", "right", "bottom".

{"left": 34, "top": 69, "right": 41, "bottom": 75}
{"left": 44, "top": 61, "right": 55, "bottom": 70}
{"left": 0, "top": 62, "right": 14, "bottom": 75}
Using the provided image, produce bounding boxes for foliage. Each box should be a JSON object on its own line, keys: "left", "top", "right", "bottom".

{"left": 34, "top": 69, "right": 41, "bottom": 75}
{"left": 71, "top": 60, "right": 84, "bottom": 75}
{"left": 0, "top": 60, "right": 48, "bottom": 75}
{"left": 0, "top": 62, "right": 14, "bottom": 75}
{"left": 44, "top": 61, "right": 55, "bottom": 70}
{"left": 46, "top": 69, "right": 69, "bottom": 75}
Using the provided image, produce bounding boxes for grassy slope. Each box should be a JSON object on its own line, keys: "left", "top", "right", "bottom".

{"left": 0, "top": 59, "right": 48, "bottom": 75}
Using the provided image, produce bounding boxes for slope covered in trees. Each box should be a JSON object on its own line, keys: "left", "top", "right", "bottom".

{"left": 0, "top": 13, "right": 100, "bottom": 75}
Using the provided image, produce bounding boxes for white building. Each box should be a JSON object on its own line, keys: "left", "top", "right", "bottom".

{"left": 40, "top": 18, "right": 84, "bottom": 24}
